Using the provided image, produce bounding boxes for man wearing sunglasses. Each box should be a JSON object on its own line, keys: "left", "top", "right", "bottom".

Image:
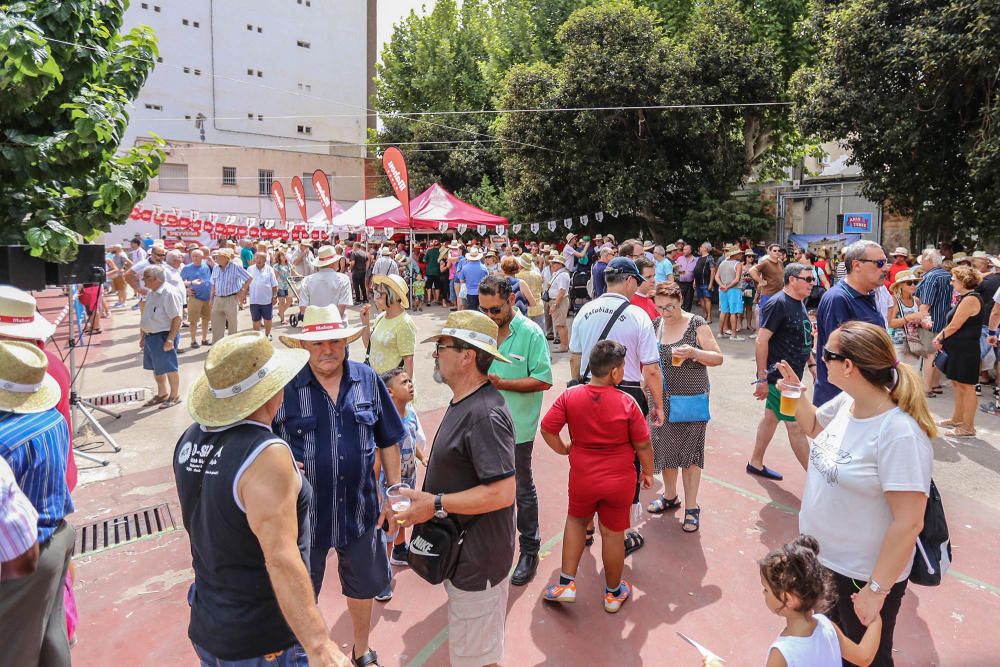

{"left": 814, "top": 240, "right": 886, "bottom": 406}
{"left": 124, "top": 242, "right": 168, "bottom": 314}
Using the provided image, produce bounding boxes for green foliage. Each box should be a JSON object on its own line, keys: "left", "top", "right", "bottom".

{"left": 682, "top": 191, "right": 775, "bottom": 243}
{"left": 791, "top": 0, "right": 1000, "bottom": 240}
{"left": 0, "top": 0, "right": 164, "bottom": 262}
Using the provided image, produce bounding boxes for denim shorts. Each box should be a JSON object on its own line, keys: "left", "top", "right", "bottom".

{"left": 142, "top": 331, "right": 179, "bottom": 375}
{"left": 193, "top": 642, "right": 308, "bottom": 666}
{"left": 249, "top": 303, "right": 273, "bottom": 322}
{"left": 276, "top": 288, "right": 288, "bottom": 298}
{"left": 695, "top": 284, "right": 712, "bottom": 300}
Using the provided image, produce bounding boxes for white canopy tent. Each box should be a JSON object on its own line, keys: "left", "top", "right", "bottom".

{"left": 307, "top": 196, "right": 401, "bottom": 234}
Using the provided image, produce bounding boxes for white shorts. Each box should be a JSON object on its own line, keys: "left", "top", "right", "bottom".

{"left": 444, "top": 577, "right": 510, "bottom": 667}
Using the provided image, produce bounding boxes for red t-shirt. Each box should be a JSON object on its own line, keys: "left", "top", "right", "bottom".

{"left": 541, "top": 384, "right": 650, "bottom": 482}
{"left": 886, "top": 260, "right": 909, "bottom": 289}
{"left": 43, "top": 346, "right": 77, "bottom": 492}
{"left": 630, "top": 293, "right": 658, "bottom": 321}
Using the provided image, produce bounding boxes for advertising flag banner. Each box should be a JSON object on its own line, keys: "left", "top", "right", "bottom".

{"left": 457, "top": 224, "right": 468, "bottom": 235}
{"left": 496, "top": 225, "right": 505, "bottom": 236}
{"left": 382, "top": 147, "right": 411, "bottom": 223}
{"left": 312, "top": 170, "right": 335, "bottom": 223}
{"left": 437, "top": 222, "right": 448, "bottom": 234}
{"left": 384, "top": 227, "right": 395, "bottom": 238}
{"left": 511, "top": 224, "right": 521, "bottom": 234}
{"left": 270, "top": 181, "right": 287, "bottom": 226}
{"left": 476, "top": 224, "right": 487, "bottom": 236}
{"left": 290, "top": 176, "right": 309, "bottom": 221}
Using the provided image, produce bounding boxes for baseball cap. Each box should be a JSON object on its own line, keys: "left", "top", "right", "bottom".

{"left": 604, "top": 257, "right": 642, "bottom": 278}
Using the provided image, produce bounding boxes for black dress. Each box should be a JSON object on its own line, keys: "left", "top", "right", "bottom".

{"left": 942, "top": 291, "right": 983, "bottom": 385}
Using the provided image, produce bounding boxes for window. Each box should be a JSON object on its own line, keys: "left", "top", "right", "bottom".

{"left": 247, "top": 24, "right": 253, "bottom": 30}
{"left": 144, "top": 103, "right": 163, "bottom": 111}
{"left": 222, "top": 166, "right": 237, "bottom": 186}
{"left": 154, "top": 5, "right": 160, "bottom": 12}
{"left": 305, "top": 84, "right": 311, "bottom": 92}
{"left": 184, "top": 114, "right": 192, "bottom": 120}
{"left": 297, "top": 83, "right": 303, "bottom": 90}
{"left": 247, "top": 113, "right": 254, "bottom": 119}
{"left": 194, "top": 69, "right": 201, "bottom": 76}
{"left": 182, "top": 18, "right": 189, "bottom": 25}
{"left": 247, "top": 68, "right": 254, "bottom": 75}
{"left": 183, "top": 66, "right": 190, "bottom": 73}
{"left": 258, "top": 169, "right": 274, "bottom": 196}
{"left": 257, "top": 114, "right": 263, "bottom": 121}
{"left": 306, "top": 1, "right": 311, "bottom": 6}
{"left": 141, "top": 2, "right": 148, "bottom": 8}
{"left": 193, "top": 21, "right": 200, "bottom": 28}
{"left": 297, "top": 125, "right": 304, "bottom": 133}
{"left": 158, "top": 163, "right": 189, "bottom": 192}
{"left": 257, "top": 26, "right": 263, "bottom": 33}
{"left": 156, "top": 56, "right": 163, "bottom": 63}
{"left": 256, "top": 71, "right": 262, "bottom": 78}
{"left": 296, "top": 40, "right": 311, "bottom": 49}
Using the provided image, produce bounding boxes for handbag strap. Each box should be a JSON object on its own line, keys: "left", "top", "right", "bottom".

{"left": 579, "top": 298, "right": 631, "bottom": 381}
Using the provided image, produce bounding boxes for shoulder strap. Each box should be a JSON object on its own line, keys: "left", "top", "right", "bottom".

{"left": 580, "top": 298, "right": 632, "bottom": 381}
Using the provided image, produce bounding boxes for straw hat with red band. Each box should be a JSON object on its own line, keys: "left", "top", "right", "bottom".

{"left": 0, "top": 285, "right": 56, "bottom": 341}
{"left": 279, "top": 306, "right": 364, "bottom": 347}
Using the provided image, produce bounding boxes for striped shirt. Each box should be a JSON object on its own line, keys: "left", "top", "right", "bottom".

{"left": 272, "top": 361, "right": 405, "bottom": 549}
{"left": 915, "top": 267, "right": 954, "bottom": 334}
{"left": 0, "top": 456, "right": 38, "bottom": 563}
{"left": 211, "top": 261, "right": 252, "bottom": 297}
{"left": 0, "top": 409, "right": 73, "bottom": 543}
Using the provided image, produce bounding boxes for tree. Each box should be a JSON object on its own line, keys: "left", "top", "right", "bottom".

{"left": 1, "top": 1, "right": 163, "bottom": 262}
{"left": 496, "top": 0, "right": 780, "bottom": 234}
{"left": 682, "top": 191, "right": 775, "bottom": 243}
{"left": 791, "top": 0, "right": 1000, "bottom": 241}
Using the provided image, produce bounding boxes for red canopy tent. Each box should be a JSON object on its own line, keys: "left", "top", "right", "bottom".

{"left": 366, "top": 183, "right": 507, "bottom": 230}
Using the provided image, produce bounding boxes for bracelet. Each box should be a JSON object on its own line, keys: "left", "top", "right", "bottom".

{"left": 808, "top": 364, "right": 816, "bottom": 369}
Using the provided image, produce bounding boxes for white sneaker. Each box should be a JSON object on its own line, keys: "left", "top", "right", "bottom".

{"left": 731, "top": 335, "right": 746, "bottom": 341}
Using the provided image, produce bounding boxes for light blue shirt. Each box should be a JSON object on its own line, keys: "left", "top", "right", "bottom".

{"left": 655, "top": 257, "right": 674, "bottom": 283}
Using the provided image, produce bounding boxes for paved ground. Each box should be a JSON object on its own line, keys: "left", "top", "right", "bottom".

{"left": 39, "top": 291, "right": 1000, "bottom": 666}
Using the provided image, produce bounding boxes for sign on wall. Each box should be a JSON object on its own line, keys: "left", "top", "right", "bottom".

{"left": 842, "top": 212, "right": 873, "bottom": 233}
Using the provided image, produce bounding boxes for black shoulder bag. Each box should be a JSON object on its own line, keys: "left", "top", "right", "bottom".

{"left": 909, "top": 479, "right": 952, "bottom": 586}
{"left": 408, "top": 514, "right": 481, "bottom": 585}
{"left": 567, "top": 298, "right": 631, "bottom": 387}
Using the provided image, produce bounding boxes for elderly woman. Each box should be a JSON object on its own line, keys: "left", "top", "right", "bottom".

{"left": 777, "top": 321, "right": 933, "bottom": 667}
{"left": 645, "top": 281, "right": 723, "bottom": 532}
{"left": 359, "top": 273, "right": 417, "bottom": 378}
{"left": 934, "top": 265, "right": 984, "bottom": 437}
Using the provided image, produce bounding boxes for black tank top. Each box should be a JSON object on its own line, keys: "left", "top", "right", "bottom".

{"left": 173, "top": 421, "right": 312, "bottom": 660}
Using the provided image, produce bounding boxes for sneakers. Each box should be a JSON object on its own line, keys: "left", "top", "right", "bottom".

{"left": 389, "top": 543, "right": 410, "bottom": 566}
{"left": 374, "top": 581, "right": 393, "bottom": 602}
{"left": 730, "top": 335, "right": 746, "bottom": 341}
{"left": 542, "top": 580, "right": 577, "bottom": 604}
{"left": 604, "top": 580, "right": 631, "bottom": 613}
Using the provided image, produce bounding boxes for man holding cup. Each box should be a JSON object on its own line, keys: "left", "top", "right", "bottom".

{"left": 747, "top": 263, "right": 816, "bottom": 482}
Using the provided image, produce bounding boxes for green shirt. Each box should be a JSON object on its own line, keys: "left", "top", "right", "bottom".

{"left": 240, "top": 246, "right": 254, "bottom": 269}
{"left": 489, "top": 312, "right": 553, "bottom": 443}
{"left": 424, "top": 247, "right": 441, "bottom": 275}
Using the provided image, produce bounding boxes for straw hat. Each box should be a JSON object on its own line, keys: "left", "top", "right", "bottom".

{"left": 0, "top": 286, "right": 56, "bottom": 341}
{"left": 891, "top": 247, "right": 909, "bottom": 257}
{"left": 211, "top": 248, "right": 234, "bottom": 259}
{"left": 379, "top": 246, "right": 393, "bottom": 257}
{"left": 0, "top": 340, "right": 61, "bottom": 414}
{"left": 548, "top": 251, "right": 565, "bottom": 265}
{"left": 373, "top": 274, "right": 409, "bottom": 308}
{"left": 421, "top": 310, "right": 510, "bottom": 363}
{"left": 971, "top": 250, "right": 989, "bottom": 259}
{"left": 448, "top": 240, "right": 461, "bottom": 249}
{"left": 726, "top": 247, "right": 745, "bottom": 259}
{"left": 890, "top": 269, "right": 921, "bottom": 290}
{"left": 279, "top": 306, "right": 364, "bottom": 347}
{"left": 643, "top": 240, "right": 654, "bottom": 250}
{"left": 565, "top": 233, "right": 577, "bottom": 242}
{"left": 465, "top": 248, "right": 483, "bottom": 261}
{"left": 187, "top": 332, "right": 308, "bottom": 427}
{"left": 952, "top": 252, "right": 970, "bottom": 264}
{"left": 663, "top": 243, "right": 677, "bottom": 253}
{"left": 312, "top": 245, "right": 341, "bottom": 268}
{"left": 517, "top": 253, "right": 535, "bottom": 271}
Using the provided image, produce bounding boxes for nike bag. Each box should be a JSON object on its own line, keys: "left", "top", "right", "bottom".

{"left": 408, "top": 516, "right": 475, "bottom": 585}
{"left": 909, "top": 479, "right": 952, "bottom": 586}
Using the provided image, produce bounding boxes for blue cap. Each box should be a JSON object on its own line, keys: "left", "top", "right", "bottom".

{"left": 604, "top": 257, "right": 642, "bottom": 278}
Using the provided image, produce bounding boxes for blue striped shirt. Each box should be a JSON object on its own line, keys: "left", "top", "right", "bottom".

{"left": 273, "top": 361, "right": 405, "bottom": 549}
{"left": 211, "top": 261, "right": 252, "bottom": 297}
{"left": 0, "top": 409, "right": 73, "bottom": 543}
{"left": 916, "top": 267, "right": 954, "bottom": 334}
{"left": 0, "top": 456, "right": 38, "bottom": 562}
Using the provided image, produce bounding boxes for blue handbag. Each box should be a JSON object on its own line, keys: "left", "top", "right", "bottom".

{"left": 657, "top": 333, "right": 711, "bottom": 423}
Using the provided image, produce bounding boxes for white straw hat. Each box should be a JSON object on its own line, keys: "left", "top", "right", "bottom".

{"left": 0, "top": 286, "right": 56, "bottom": 341}
{"left": 0, "top": 340, "right": 61, "bottom": 414}
{"left": 279, "top": 306, "right": 364, "bottom": 347}
{"left": 373, "top": 274, "right": 410, "bottom": 309}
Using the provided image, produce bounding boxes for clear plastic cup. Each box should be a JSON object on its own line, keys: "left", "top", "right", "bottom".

{"left": 779, "top": 386, "right": 802, "bottom": 417}
{"left": 386, "top": 482, "right": 411, "bottom": 524}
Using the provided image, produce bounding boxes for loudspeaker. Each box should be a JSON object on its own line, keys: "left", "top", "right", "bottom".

{"left": 0, "top": 246, "right": 48, "bottom": 291}
{"left": 44, "top": 244, "right": 107, "bottom": 286}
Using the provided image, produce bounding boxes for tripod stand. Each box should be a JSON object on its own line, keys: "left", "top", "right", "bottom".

{"left": 66, "top": 286, "right": 121, "bottom": 467}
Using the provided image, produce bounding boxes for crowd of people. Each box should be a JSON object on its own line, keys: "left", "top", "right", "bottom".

{"left": 1, "top": 227, "right": 998, "bottom": 667}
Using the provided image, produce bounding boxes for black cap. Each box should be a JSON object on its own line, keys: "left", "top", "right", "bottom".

{"left": 604, "top": 257, "right": 642, "bottom": 278}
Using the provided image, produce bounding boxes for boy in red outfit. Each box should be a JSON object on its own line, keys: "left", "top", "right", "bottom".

{"left": 539, "top": 340, "right": 654, "bottom": 613}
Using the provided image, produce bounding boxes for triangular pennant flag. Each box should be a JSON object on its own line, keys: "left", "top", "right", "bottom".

{"left": 210, "top": 213, "right": 219, "bottom": 223}
{"left": 457, "top": 224, "right": 468, "bottom": 235}
{"left": 476, "top": 224, "right": 487, "bottom": 236}
{"left": 580, "top": 215, "right": 589, "bottom": 226}
{"left": 247, "top": 217, "right": 258, "bottom": 227}
{"left": 563, "top": 218, "right": 572, "bottom": 228}
{"left": 438, "top": 222, "right": 449, "bottom": 234}
{"left": 611, "top": 211, "right": 619, "bottom": 218}
{"left": 511, "top": 224, "right": 521, "bottom": 234}
{"left": 595, "top": 212, "right": 604, "bottom": 223}
{"left": 532, "top": 223, "right": 540, "bottom": 234}
{"left": 384, "top": 227, "right": 395, "bottom": 238}
{"left": 497, "top": 225, "right": 506, "bottom": 236}
{"left": 365, "top": 226, "right": 375, "bottom": 236}
{"left": 547, "top": 221, "right": 557, "bottom": 232}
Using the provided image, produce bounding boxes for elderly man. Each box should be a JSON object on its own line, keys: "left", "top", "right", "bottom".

{"left": 813, "top": 239, "right": 887, "bottom": 406}
{"left": 0, "top": 340, "right": 74, "bottom": 666}
{"left": 275, "top": 307, "right": 404, "bottom": 667}
{"left": 291, "top": 242, "right": 316, "bottom": 279}
{"left": 300, "top": 246, "right": 354, "bottom": 318}
{"left": 371, "top": 247, "right": 399, "bottom": 278}
{"left": 478, "top": 276, "right": 553, "bottom": 586}
{"left": 915, "top": 248, "right": 954, "bottom": 396}
{"left": 676, "top": 244, "right": 698, "bottom": 311}
{"left": 394, "top": 310, "right": 516, "bottom": 667}
{"left": 209, "top": 248, "right": 252, "bottom": 343}
{"left": 548, "top": 253, "right": 572, "bottom": 352}
{"left": 107, "top": 244, "right": 132, "bottom": 307}
{"left": 653, "top": 245, "right": 674, "bottom": 284}
{"left": 139, "top": 265, "right": 184, "bottom": 409}
{"left": 248, "top": 252, "right": 279, "bottom": 338}
{"left": 592, "top": 246, "right": 614, "bottom": 299}
{"left": 125, "top": 242, "right": 167, "bottom": 312}
{"left": 181, "top": 249, "right": 212, "bottom": 348}
{"left": 174, "top": 331, "right": 349, "bottom": 667}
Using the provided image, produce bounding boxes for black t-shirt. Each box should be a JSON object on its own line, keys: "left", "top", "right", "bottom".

{"left": 422, "top": 383, "right": 516, "bottom": 591}
{"left": 350, "top": 250, "right": 368, "bottom": 274}
{"left": 694, "top": 255, "right": 716, "bottom": 286}
{"left": 760, "top": 290, "right": 813, "bottom": 383}
{"left": 976, "top": 273, "right": 1000, "bottom": 326}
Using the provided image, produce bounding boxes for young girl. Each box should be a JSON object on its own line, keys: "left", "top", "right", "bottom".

{"left": 374, "top": 368, "right": 426, "bottom": 601}
{"left": 714, "top": 535, "right": 881, "bottom": 667}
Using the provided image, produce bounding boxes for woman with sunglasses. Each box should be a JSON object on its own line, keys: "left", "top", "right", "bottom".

{"left": 644, "top": 281, "right": 723, "bottom": 532}
{"left": 886, "top": 270, "right": 926, "bottom": 368}
{"left": 776, "top": 321, "right": 934, "bottom": 667}
{"left": 359, "top": 274, "right": 417, "bottom": 378}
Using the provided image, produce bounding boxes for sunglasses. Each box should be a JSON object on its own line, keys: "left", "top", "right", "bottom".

{"left": 478, "top": 305, "right": 506, "bottom": 316}
{"left": 900, "top": 281, "right": 917, "bottom": 286}
{"left": 857, "top": 258, "right": 888, "bottom": 268}
{"left": 822, "top": 349, "right": 851, "bottom": 364}
{"left": 792, "top": 275, "right": 815, "bottom": 284}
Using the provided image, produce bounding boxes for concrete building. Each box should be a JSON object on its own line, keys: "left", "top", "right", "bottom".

{"left": 107, "top": 0, "right": 378, "bottom": 242}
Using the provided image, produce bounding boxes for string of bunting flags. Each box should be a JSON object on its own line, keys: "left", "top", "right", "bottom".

{"left": 508, "top": 210, "right": 620, "bottom": 236}
{"left": 127, "top": 205, "right": 330, "bottom": 241}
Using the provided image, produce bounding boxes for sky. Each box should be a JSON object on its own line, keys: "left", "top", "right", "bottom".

{"left": 377, "top": 0, "right": 436, "bottom": 57}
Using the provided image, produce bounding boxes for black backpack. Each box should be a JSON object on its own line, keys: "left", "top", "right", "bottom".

{"left": 909, "top": 479, "right": 951, "bottom": 586}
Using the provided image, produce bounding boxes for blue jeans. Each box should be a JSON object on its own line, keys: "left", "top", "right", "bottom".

{"left": 193, "top": 642, "right": 308, "bottom": 666}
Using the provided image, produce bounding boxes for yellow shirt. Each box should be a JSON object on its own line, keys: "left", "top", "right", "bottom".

{"left": 369, "top": 312, "right": 417, "bottom": 374}
{"left": 517, "top": 268, "right": 544, "bottom": 318}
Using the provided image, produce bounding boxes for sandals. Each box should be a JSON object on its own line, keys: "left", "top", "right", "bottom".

{"left": 937, "top": 419, "right": 963, "bottom": 427}
{"left": 925, "top": 391, "right": 937, "bottom": 398}
{"left": 143, "top": 395, "right": 167, "bottom": 407}
{"left": 352, "top": 648, "right": 381, "bottom": 667}
{"left": 682, "top": 507, "right": 701, "bottom": 533}
{"left": 584, "top": 528, "right": 595, "bottom": 547}
{"left": 946, "top": 427, "right": 977, "bottom": 438}
{"left": 158, "top": 397, "right": 182, "bottom": 410}
{"left": 624, "top": 530, "right": 645, "bottom": 555}
{"left": 647, "top": 495, "right": 681, "bottom": 514}
{"left": 932, "top": 385, "right": 944, "bottom": 395}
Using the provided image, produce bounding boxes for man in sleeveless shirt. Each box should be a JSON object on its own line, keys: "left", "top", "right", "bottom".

{"left": 173, "top": 331, "right": 348, "bottom": 666}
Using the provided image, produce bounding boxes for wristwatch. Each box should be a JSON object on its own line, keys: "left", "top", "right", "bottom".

{"left": 868, "top": 579, "right": 889, "bottom": 595}
{"left": 434, "top": 494, "right": 448, "bottom": 519}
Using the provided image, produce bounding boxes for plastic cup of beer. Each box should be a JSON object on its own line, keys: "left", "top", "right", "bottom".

{"left": 386, "top": 483, "right": 411, "bottom": 524}
{"left": 779, "top": 385, "right": 802, "bottom": 417}
{"left": 671, "top": 346, "right": 685, "bottom": 366}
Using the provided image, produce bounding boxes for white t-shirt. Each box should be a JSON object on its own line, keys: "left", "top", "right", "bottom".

{"left": 569, "top": 293, "right": 659, "bottom": 382}
{"left": 769, "top": 613, "right": 841, "bottom": 667}
{"left": 562, "top": 245, "right": 577, "bottom": 272}
{"left": 549, "top": 269, "right": 571, "bottom": 299}
{"left": 799, "top": 392, "right": 932, "bottom": 581}
{"left": 875, "top": 285, "right": 894, "bottom": 326}
{"left": 299, "top": 269, "right": 353, "bottom": 309}
{"left": 247, "top": 264, "right": 278, "bottom": 305}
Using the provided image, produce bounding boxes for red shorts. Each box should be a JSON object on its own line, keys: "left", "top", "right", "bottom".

{"left": 567, "top": 472, "right": 634, "bottom": 532}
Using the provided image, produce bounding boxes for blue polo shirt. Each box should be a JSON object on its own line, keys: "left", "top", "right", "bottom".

{"left": 273, "top": 360, "right": 405, "bottom": 549}
{"left": 592, "top": 260, "right": 608, "bottom": 297}
{"left": 181, "top": 263, "right": 213, "bottom": 301}
{"left": 460, "top": 260, "right": 489, "bottom": 296}
{"left": 814, "top": 280, "right": 883, "bottom": 406}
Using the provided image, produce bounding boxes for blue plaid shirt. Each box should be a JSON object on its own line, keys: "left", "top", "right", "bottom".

{"left": 0, "top": 409, "right": 73, "bottom": 543}
{"left": 273, "top": 361, "right": 405, "bottom": 549}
